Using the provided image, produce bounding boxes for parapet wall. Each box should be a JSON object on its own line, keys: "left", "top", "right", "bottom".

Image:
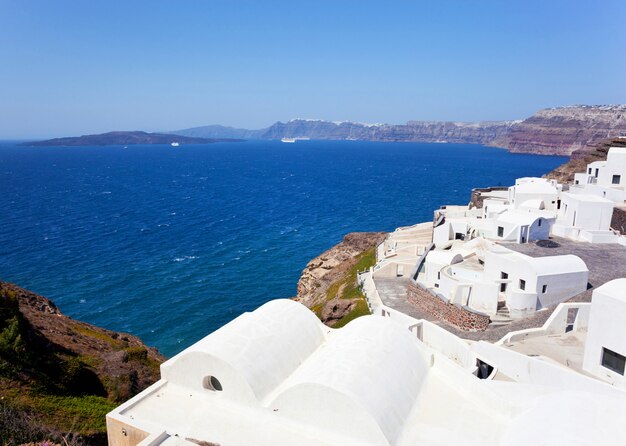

{"left": 407, "top": 282, "right": 490, "bottom": 331}
{"left": 469, "top": 186, "right": 508, "bottom": 209}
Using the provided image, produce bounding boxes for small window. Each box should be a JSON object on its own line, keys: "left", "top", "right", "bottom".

{"left": 455, "top": 232, "right": 465, "bottom": 240}
{"left": 542, "top": 284, "right": 547, "bottom": 293}
{"left": 202, "top": 375, "right": 223, "bottom": 391}
{"left": 575, "top": 180, "right": 579, "bottom": 185}
{"left": 612, "top": 175, "right": 621, "bottom": 185}
{"left": 501, "top": 272, "right": 508, "bottom": 279}
{"left": 595, "top": 168, "right": 599, "bottom": 177}
{"left": 519, "top": 279, "right": 526, "bottom": 291}
{"left": 601, "top": 348, "right": 626, "bottom": 375}
{"left": 588, "top": 168, "right": 592, "bottom": 174}
{"left": 497, "top": 226, "right": 504, "bottom": 237}
{"left": 538, "top": 219, "right": 542, "bottom": 227}
{"left": 437, "top": 272, "right": 441, "bottom": 280}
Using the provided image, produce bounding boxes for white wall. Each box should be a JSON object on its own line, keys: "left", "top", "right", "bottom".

{"left": 583, "top": 279, "right": 626, "bottom": 389}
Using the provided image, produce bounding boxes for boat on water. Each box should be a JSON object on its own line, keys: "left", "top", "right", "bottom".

{"left": 281, "top": 138, "right": 296, "bottom": 143}
{"left": 171, "top": 142, "right": 180, "bottom": 147}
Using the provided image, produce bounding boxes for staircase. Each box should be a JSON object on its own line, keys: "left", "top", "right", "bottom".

{"left": 490, "top": 302, "right": 513, "bottom": 328}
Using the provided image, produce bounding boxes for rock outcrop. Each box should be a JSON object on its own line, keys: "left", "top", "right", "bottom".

{"left": 295, "top": 232, "right": 386, "bottom": 317}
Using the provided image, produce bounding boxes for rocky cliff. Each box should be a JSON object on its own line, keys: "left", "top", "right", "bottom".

{"left": 494, "top": 105, "right": 626, "bottom": 155}
{"left": 0, "top": 281, "right": 164, "bottom": 444}
{"left": 294, "top": 232, "right": 386, "bottom": 327}
{"left": 260, "top": 119, "right": 518, "bottom": 144}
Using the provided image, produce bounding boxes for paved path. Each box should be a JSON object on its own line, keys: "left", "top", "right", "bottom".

{"left": 501, "top": 236, "right": 626, "bottom": 302}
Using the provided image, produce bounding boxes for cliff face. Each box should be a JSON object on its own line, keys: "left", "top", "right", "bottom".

{"left": 260, "top": 106, "right": 626, "bottom": 156}
{"left": 295, "top": 232, "right": 386, "bottom": 327}
{"left": 260, "top": 119, "right": 518, "bottom": 144}
{"left": 494, "top": 105, "right": 626, "bottom": 155}
{"left": 0, "top": 281, "right": 164, "bottom": 441}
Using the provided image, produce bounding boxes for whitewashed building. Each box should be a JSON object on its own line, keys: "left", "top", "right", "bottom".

{"left": 108, "top": 296, "right": 626, "bottom": 446}
{"left": 414, "top": 238, "right": 588, "bottom": 319}
{"left": 433, "top": 178, "right": 559, "bottom": 246}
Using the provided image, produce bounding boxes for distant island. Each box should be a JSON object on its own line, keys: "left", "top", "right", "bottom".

{"left": 21, "top": 131, "right": 245, "bottom": 147}
{"left": 171, "top": 105, "right": 626, "bottom": 156}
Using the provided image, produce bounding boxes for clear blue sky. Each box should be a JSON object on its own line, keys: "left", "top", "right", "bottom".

{"left": 1, "top": 0, "right": 625, "bottom": 138}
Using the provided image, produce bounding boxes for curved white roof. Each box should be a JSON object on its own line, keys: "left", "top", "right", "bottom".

{"left": 163, "top": 299, "right": 327, "bottom": 401}
{"left": 428, "top": 250, "right": 464, "bottom": 266}
{"left": 526, "top": 254, "right": 588, "bottom": 275}
{"left": 270, "top": 316, "right": 431, "bottom": 445}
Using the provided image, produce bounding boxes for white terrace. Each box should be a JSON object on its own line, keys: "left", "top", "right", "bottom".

{"left": 108, "top": 284, "right": 626, "bottom": 446}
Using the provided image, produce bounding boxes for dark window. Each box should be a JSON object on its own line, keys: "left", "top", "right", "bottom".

{"left": 588, "top": 168, "right": 592, "bottom": 174}
{"left": 612, "top": 175, "right": 621, "bottom": 185}
{"left": 557, "top": 199, "right": 561, "bottom": 210}
{"left": 602, "top": 348, "right": 626, "bottom": 375}
{"left": 500, "top": 283, "right": 507, "bottom": 292}
{"left": 575, "top": 180, "right": 579, "bottom": 185}
{"left": 542, "top": 284, "right": 547, "bottom": 293}
{"left": 497, "top": 226, "right": 504, "bottom": 237}
{"left": 595, "top": 168, "right": 599, "bottom": 177}
{"left": 455, "top": 232, "right": 465, "bottom": 240}
{"left": 437, "top": 272, "right": 441, "bottom": 280}
{"left": 519, "top": 279, "right": 526, "bottom": 291}
{"left": 501, "top": 272, "right": 508, "bottom": 279}
{"left": 538, "top": 219, "right": 542, "bottom": 227}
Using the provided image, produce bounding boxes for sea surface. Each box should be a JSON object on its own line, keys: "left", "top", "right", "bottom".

{"left": 0, "top": 140, "right": 566, "bottom": 356}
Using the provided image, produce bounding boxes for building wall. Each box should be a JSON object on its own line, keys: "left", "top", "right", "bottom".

{"left": 598, "top": 150, "right": 626, "bottom": 187}
{"left": 583, "top": 280, "right": 626, "bottom": 389}
{"left": 535, "top": 270, "right": 589, "bottom": 310}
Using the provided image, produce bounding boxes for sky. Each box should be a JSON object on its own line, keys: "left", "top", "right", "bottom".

{"left": 1, "top": 0, "right": 625, "bottom": 138}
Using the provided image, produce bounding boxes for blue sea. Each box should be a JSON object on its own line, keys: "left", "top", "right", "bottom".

{"left": 0, "top": 140, "right": 566, "bottom": 356}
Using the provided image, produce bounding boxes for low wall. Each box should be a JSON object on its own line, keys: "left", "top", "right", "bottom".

{"left": 407, "top": 282, "right": 490, "bottom": 331}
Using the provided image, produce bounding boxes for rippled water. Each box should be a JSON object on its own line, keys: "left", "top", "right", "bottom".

{"left": 0, "top": 140, "right": 566, "bottom": 356}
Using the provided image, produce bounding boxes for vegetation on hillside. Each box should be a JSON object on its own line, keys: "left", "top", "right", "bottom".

{"left": 0, "top": 282, "right": 163, "bottom": 446}
{"left": 311, "top": 247, "right": 377, "bottom": 327}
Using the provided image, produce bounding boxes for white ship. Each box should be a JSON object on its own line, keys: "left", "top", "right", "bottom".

{"left": 281, "top": 138, "right": 296, "bottom": 143}
{"left": 171, "top": 142, "right": 180, "bottom": 147}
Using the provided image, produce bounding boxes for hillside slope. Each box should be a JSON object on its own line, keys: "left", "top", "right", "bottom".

{"left": 0, "top": 281, "right": 164, "bottom": 444}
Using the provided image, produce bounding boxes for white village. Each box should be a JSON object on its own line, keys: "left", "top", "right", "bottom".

{"left": 107, "top": 147, "right": 626, "bottom": 446}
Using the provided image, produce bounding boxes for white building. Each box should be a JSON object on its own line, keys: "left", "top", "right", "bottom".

{"left": 583, "top": 278, "right": 626, "bottom": 387}
{"left": 433, "top": 178, "right": 559, "bottom": 246}
{"left": 108, "top": 296, "right": 626, "bottom": 446}
{"left": 573, "top": 147, "right": 626, "bottom": 201}
{"left": 415, "top": 238, "right": 588, "bottom": 319}
{"left": 552, "top": 192, "right": 618, "bottom": 243}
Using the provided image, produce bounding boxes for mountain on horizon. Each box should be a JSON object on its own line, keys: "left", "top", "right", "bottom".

{"left": 168, "top": 124, "right": 265, "bottom": 140}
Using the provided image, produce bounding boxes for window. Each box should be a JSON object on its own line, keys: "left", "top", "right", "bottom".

{"left": 595, "top": 168, "right": 599, "bottom": 177}
{"left": 557, "top": 199, "right": 561, "bottom": 210}
{"left": 542, "top": 284, "right": 547, "bottom": 293}
{"left": 601, "top": 348, "right": 626, "bottom": 375}
{"left": 497, "top": 226, "right": 504, "bottom": 237}
{"left": 588, "top": 168, "right": 592, "bottom": 174}
{"left": 612, "top": 175, "right": 621, "bottom": 185}
{"left": 575, "top": 180, "right": 579, "bottom": 185}
{"left": 538, "top": 219, "right": 542, "bottom": 227}
{"left": 519, "top": 279, "right": 526, "bottom": 291}
{"left": 501, "top": 272, "right": 508, "bottom": 279}
{"left": 202, "top": 375, "right": 223, "bottom": 391}
{"left": 455, "top": 232, "right": 465, "bottom": 240}
{"left": 437, "top": 272, "right": 441, "bottom": 280}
